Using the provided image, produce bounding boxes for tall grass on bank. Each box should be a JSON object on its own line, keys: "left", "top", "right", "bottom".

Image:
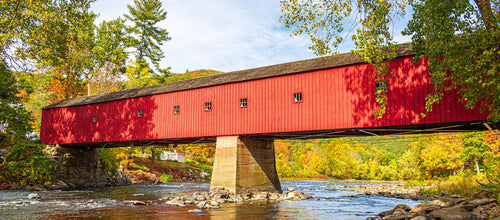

{"left": 422, "top": 173, "right": 499, "bottom": 200}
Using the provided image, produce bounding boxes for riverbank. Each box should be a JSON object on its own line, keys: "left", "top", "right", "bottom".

{"left": 370, "top": 197, "right": 500, "bottom": 220}
{"left": 0, "top": 156, "right": 211, "bottom": 190}
{"left": 323, "top": 182, "right": 500, "bottom": 219}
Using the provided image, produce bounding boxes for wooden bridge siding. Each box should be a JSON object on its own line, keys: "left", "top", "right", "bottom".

{"left": 41, "top": 56, "right": 487, "bottom": 145}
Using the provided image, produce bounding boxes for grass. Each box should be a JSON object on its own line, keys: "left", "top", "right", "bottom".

{"left": 421, "top": 173, "right": 500, "bottom": 200}
{"left": 160, "top": 173, "right": 175, "bottom": 182}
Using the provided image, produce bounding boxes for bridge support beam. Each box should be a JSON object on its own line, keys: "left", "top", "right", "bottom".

{"left": 210, "top": 136, "right": 282, "bottom": 194}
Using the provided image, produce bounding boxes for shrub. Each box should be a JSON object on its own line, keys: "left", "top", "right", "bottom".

{"left": 0, "top": 143, "right": 55, "bottom": 186}
{"left": 423, "top": 173, "right": 488, "bottom": 197}
{"left": 160, "top": 173, "right": 175, "bottom": 182}
{"left": 97, "top": 148, "right": 119, "bottom": 174}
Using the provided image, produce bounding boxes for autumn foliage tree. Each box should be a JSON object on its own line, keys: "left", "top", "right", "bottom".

{"left": 21, "top": 0, "right": 97, "bottom": 101}
{"left": 275, "top": 132, "right": 498, "bottom": 182}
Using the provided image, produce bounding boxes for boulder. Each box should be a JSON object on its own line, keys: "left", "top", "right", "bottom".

{"left": 165, "top": 199, "right": 185, "bottom": 206}
{"left": 473, "top": 202, "right": 500, "bottom": 218}
{"left": 235, "top": 194, "right": 245, "bottom": 203}
{"left": 252, "top": 192, "right": 269, "bottom": 200}
{"left": 410, "top": 202, "right": 441, "bottom": 213}
{"left": 188, "top": 209, "right": 204, "bottom": 213}
{"left": 269, "top": 193, "right": 280, "bottom": 200}
{"left": 379, "top": 204, "right": 410, "bottom": 217}
{"left": 27, "top": 193, "right": 41, "bottom": 199}
{"left": 471, "top": 189, "right": 494, "bottom": 200}
{"left": 381, "top": 214, "right": 408, "bottom": 220}
{"left": 467, "top": 199, "right": 497, "bottom": 208}
{"left": 132, "top": 200, "right": 147, "bottom": 205}
{"left": 428, "top": 206, "right": 473, "bottom": 220}
{"left": 195, "top": 194, "right": 206, "bottom": 201}
{"left": 45, "top": 180, "right": 70, "bottom": 190}
{"left": 197, "top": 201, "right": 208, "bottom": 209}
{"left": 430, "top": 199, "right": 448, "bottom": 207}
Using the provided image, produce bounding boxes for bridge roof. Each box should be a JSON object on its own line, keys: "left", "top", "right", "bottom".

{"left": 43, "top": 43, "right": 413, "bottom": 110}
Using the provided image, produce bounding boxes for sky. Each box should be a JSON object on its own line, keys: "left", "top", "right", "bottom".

{"left": 91, "top": 0, "right": 411, "bottom": 73}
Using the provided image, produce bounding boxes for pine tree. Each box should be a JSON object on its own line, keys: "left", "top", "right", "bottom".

{"left": 125, "top": 0, "right": 171, "bottom": 81}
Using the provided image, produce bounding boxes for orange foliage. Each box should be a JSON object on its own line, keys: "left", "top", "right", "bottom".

{"left": 48, "top": 66, "right": 85, "bottom": 102}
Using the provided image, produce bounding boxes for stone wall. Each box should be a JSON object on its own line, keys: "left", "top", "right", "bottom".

{"left": 43, "top": 145, "right": 129, "bottom": 188}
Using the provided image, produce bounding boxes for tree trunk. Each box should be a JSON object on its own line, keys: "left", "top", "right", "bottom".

{"left": 475, "top": 158, "right": 480, "bottom": 173}
{"left": 474, "top": 0, "right": 498, "bottom": 30}
{"left": 150, "top": 146, "right": 156, "bottom": 172}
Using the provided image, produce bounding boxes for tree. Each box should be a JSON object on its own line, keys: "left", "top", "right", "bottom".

{"left": 0, "top": 60, "right": 32, "bottom": 146}
{"left": 483, "top": 130, "right": 500, "bottom": 182}
{"left": 404, "top": 0, "right": 500, "bottom": 122}
{"left": 22, "top": 0, "right": 97, "bottom": 101}
{"left": 125, "top": 0, "right": 171, "bottom": 83}
{"left": 90, "top": 18, "right": 129, "bottom": 95}
{"left": 123, "top": 59, "right": 156, "bottom": 89}
{"left": 461, "top": 132, "right": 491, "bottom": 173}
{"left": 14, "top": 71, "right": 52, "bottom": 133}
{"left": 280, "top": 0, "right": 500, "bottom": 122}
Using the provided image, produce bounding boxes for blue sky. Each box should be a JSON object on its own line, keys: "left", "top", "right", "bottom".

{"left": 92, "top": 0, "right": 411, "bottom": 73}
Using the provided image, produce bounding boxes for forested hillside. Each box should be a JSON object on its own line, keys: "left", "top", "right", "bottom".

{"left": 275, "top": 131, "right": 500, "bottom": 183}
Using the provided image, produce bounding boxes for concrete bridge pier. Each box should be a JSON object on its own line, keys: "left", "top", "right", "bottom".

{"left": 210, "top": 136, "right": 282, "bottom": 194}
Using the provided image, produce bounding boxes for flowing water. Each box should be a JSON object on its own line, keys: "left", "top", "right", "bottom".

{"left": 0, "top": 180, "right": 423, "bottom": 219}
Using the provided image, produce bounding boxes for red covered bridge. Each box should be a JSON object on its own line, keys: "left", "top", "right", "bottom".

{"left": 40, "top": 43, "right": 492, "bottom": 193}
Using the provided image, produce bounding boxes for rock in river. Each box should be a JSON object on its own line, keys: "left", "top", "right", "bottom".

{"left": 27, "top": 193, "right": 41, "bottom": 199}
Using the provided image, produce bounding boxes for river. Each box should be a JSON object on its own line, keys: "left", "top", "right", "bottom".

{"left": 0, "top": 180, "right": 423, "bottom": 219}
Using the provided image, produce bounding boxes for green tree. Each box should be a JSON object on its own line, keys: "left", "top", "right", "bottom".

{"left": 22, "top": 0, "right": 97, "bottom": 100}
{"left": 125, "top": 0, "right": 171, "bottom": 83}
{"left": 123, "top": 59, "right": 156, "bottom": 89}
{"left": 14, "top": 71, "right": 52, "bottom": 133}
{"left": 281, "top": 0, "right": 500, "bottom": 122}
{"left": 403, "top": 0, "right": 500, "bottom": 121}
{"left": 0, "top": 60, "right": 32, "bottom": 146}
{"left": 90, "top": 18, "right": 129, "bottom": 94}
{"left": 461, "top": 132, "right": 491, "bottom": 173}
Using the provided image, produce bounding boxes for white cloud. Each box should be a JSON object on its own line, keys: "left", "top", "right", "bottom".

{"left": 92, "top": 0, "right": 317, "bottom": 73}
{"left": 91, "top": 0, "right": 412, "bottom": 73}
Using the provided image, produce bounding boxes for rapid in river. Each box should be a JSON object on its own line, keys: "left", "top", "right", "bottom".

{"left": 0, "top": 180, "right": 423, "bottom": 219}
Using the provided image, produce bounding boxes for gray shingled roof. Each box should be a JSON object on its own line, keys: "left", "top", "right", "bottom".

{"left": 42, "top": 43, "right": 413, "bottom": 109}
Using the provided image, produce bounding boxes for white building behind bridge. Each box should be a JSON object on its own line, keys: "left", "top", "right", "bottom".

{"left": 160, "top": 150, "right": 185, "bottom": 162}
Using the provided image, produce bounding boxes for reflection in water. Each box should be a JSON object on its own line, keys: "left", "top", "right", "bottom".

{"left": 0, "top": 181, "right": 422, "bottom": 219}
{"left": 208, "top": 202, "right": 281, "bottom": 220}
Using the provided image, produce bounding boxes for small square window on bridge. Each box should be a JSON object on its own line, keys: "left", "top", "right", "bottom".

{"left": 293, "top": 92, "right": 302, "bottom": 102}
{"left": 174, "top": 106, "right": 180, "bottom": 114}
{"left": 240, "top": 98, "right": 247, "bottom": 107}
{"left": 138, "top": 110, "right": 143, "bottom": 117}
{"left": 205, "top": 102, "right": 212, "bottom": 111}
{"left": 92, "top": 116, "right": 97, "bottom": 122}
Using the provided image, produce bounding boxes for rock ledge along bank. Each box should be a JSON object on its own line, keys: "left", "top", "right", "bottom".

{"left": 366, "top": 197, "right": 500, "bottom": 220}
{"left": 161, "top": 188, "right": 313, "bottom": 212}
{"left": 323, "top": 183, "right": 500, "bottom": 220}
{"left": 324, "top": 183, "right": 432, "bottom": 201}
